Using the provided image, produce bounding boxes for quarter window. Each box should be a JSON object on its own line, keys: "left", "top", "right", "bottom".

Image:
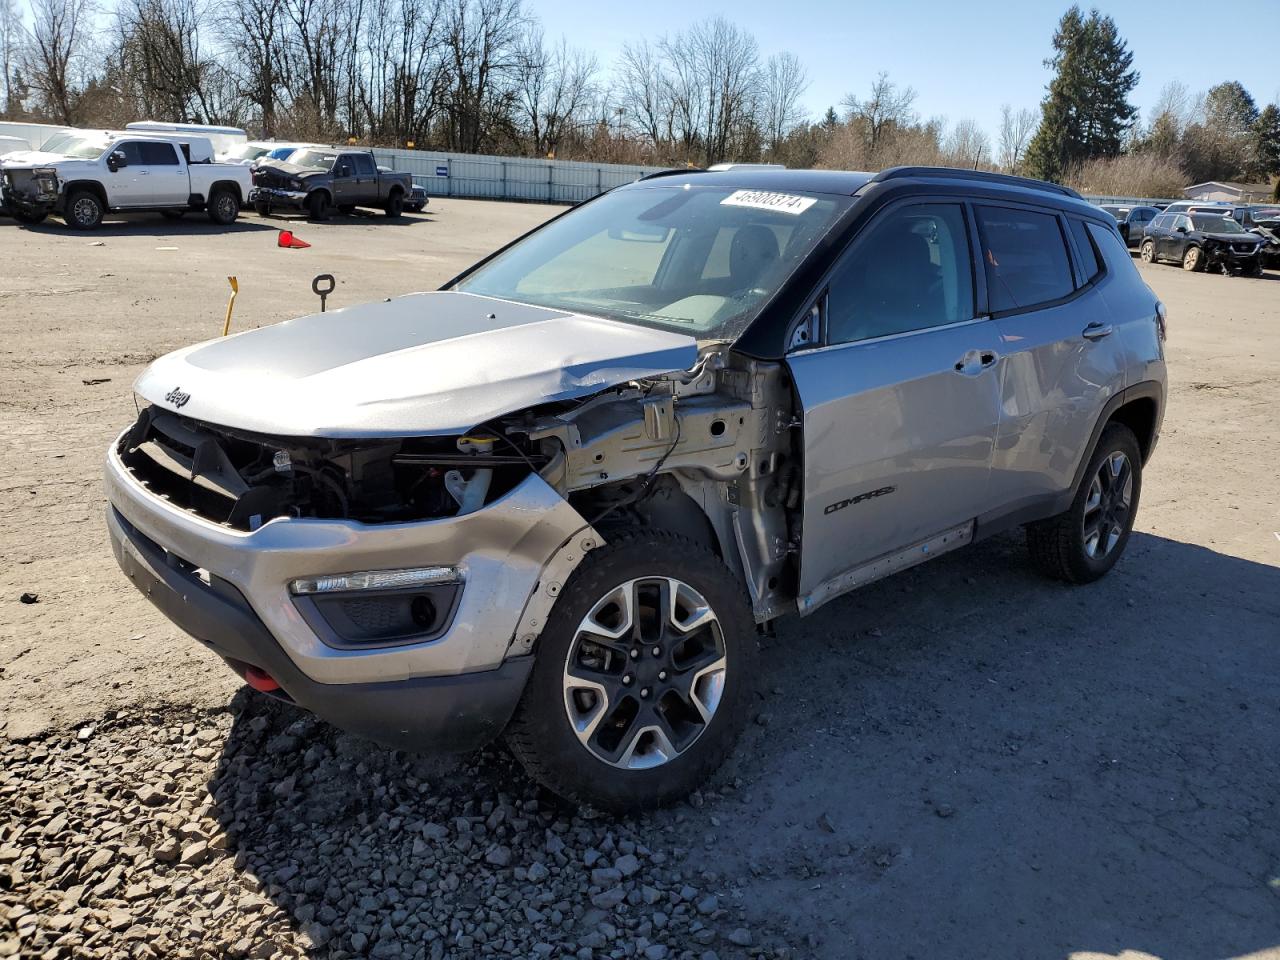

{"left": 1067, "top": 218, "right": 1101, "bottom": 283}
{"left": 976, "top": 206, "right": 1075, "bottom": 312}
{"left": 826, "top": 203, "right": 974, "bottom": 345}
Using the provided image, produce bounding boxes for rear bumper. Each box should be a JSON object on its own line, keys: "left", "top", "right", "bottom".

{"left": 108, "top": 505, "right": 533, "bottom": 751}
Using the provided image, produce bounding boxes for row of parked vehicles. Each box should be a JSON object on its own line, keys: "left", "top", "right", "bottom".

{"left": 1102, "top": 200, "right": 1280, "bottom": 275}
{"left": 0, "top": 121, "right": 427, "bottom": 229}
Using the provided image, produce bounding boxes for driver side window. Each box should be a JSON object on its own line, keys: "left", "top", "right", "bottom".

{"left": 826, "top": 203, "right": 974, "bottom": 345}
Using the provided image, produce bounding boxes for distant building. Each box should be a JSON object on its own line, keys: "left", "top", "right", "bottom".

{"left": 1183, "top": 181, "right": 1276, "bottom": 202}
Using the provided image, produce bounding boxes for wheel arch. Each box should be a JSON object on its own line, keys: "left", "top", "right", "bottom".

{"left": 210, "top": 179, "right": 243, "bottom": 203}
{"left": 61, "top": 180, "right": 108, "bottom": 209}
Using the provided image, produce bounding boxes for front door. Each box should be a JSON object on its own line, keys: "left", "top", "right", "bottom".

{"left": 330, "top": 155, "right": 358, "bottom": 206}
{"left": 788, "top": 201, "right": 1002, "bottom": 608}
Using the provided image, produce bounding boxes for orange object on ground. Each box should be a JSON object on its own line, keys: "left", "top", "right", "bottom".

{"left": 277, "top": 230, "right": 310, "bottom": 249}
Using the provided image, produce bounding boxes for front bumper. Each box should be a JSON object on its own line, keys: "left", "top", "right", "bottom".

{"left": 108, "top": 506, "right": 533, "bottom": 751}
{"left": 249, "top": 187, "right": 309, "bottom": 209}
{"left": 104, "top": 436, "right": 592, "bottom": 686}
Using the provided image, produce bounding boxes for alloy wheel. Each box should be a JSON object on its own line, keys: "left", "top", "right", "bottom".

{"left": 562, "top": 577, "right": 727, "bottom": 770}
{"left": 215, "top": 194, "right": 236, "bottom": 221}
{"left": 1082, "top": 451, "right": 1133, "bottom": 559}
{"left": 73, "top": 197, "right": 99, "bottom": 227}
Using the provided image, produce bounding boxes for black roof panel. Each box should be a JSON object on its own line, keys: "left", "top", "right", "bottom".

{"left": 629, "top": 168, "right": 876, "bottom": 196}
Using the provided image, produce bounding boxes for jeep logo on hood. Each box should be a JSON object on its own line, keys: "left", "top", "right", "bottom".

{"left": 164, "top": 386, "right": 191, "bottom": 409}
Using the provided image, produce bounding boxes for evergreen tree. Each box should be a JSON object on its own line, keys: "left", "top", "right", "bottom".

{"left": 1024, "top": 6, "right": 1139, "bottom": 182}
{"left": 1250, "top": 104, "right": 1280, "bottom": 181}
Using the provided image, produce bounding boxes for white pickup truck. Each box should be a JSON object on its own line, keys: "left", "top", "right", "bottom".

{"left": 0, "top": 130, "right": 253, "bottom": 229}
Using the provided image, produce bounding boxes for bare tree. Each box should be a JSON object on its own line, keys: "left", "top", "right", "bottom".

{"left": 841, "top": 71, "right": 916, "bottom": 152}
{"left": 943, "top": 117, "right": 990, "bottom": 169}
{"left": 616, "top": 39, "right": 671, "bottom": 150}
{"left": 23, "top": 0, "right": 94, "bottom": 123}
{"left": 761, "top": 51, "right": 806, "bottom": 151}
{"left": 0, "top": 0, "right": 24, "bottom": 116}
{"left": 514, "top": 29, "right": 596, "bottom": 157}
{"left": 441, "top": 0, "right": 525, "bottom": 153}
{"left": 997, "top": 103, "right": 1037, "bottom": 173}
{"left": 114, "top": 0, "right": 225, "bottom": 122}
{"left": 220, "top": 0, "right": 288, "bottom": 135}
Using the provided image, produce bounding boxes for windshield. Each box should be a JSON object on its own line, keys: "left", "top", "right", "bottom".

{"left": 289, "top": 149, "right": 338, "bottom": 170}
{"left": 1191, "top": 214, "right": 1245, "bottom": 232}
{"left": 37, "top": 133, "right": 109, "bottom": 159}
{"left": 455, "top": 184, "right": 852, "bottom": 340}
{"left": 228, "top": 143, "right": 271, "bottom": 161}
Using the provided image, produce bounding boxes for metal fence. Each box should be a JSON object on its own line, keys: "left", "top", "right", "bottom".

{"left": 368, "top": 148, "right": 671, "bottom": 204}
{"left": 1081, "top": 194, "right": 1179, "bottom": 208}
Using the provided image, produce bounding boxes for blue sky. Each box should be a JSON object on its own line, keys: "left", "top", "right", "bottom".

{"left": 539, "top": 0, "right": 1280, "bottom": 137}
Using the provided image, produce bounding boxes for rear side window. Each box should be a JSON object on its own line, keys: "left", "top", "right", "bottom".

{"left": 1067, "top": 218, "right": 1101, "bottom": 283}
{"left": 139, "top": 142, "right": 178, "bottom": 165}
{"left": 354, "top": 154, "right": 377, "bottom": 176}
{"left": 826, "top": 203, "right": 974, "bottom": 344}
{"left": 1086, "top": 221, "right": 1142, "bottom": 281}
{"left": 977, "top": 206, "right": 1075, "bottom": 312}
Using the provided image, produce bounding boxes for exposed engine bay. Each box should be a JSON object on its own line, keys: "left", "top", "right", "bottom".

{"left": 117, "top": 349, "right": 801, "bottom": 618}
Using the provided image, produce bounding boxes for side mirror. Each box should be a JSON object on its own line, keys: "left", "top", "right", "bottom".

{"left": 107, "top": 150, "right": 128, "bottom": 171}
{"left": 337, "top": 164, "right": 352, "bottom": 177}
{"left": 1175, "top": 226, "right": 1187, "bottom": 234}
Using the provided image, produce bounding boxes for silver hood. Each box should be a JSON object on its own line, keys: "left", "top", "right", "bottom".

{"left": 134, "top": 291, "right": 698, "bottom": 438}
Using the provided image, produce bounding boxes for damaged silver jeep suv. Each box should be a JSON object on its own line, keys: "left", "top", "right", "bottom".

{"left": 106, "top": 166, "right": 1167, "bottom": 810}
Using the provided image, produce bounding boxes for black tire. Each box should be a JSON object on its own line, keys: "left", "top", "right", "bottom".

{"left": 1139, "top": 239, "right": 1156, "bottom": 263}
{"left": 160, "top": 210, "right": 184, "bottom": 220}
{"left": 1182, "top": 245, "right": 1204, "bottom": 272}
{"left": 1026, "top": 423, "right": 1142, "bottom": 584}
{"left": 13, "top": 208, "right": 47, "bottom": 225}
{"left": 207, "top": 188, "right": 239, "bottom": 225}
{"left": 506, "top": 529, "right": 757, "bottom": 812}
{"left": 254, "top": 200, "right": 271, "bottom": 217}
{"left": 384, "top": 190, "right": 404, "bottom": 218}
{"left": 64, "top": 190, "right": 104, "bottom": 230}
{"left": 306, "top": 191, "right": 330, "bottom": 221}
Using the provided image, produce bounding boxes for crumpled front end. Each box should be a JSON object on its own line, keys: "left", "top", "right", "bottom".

{"left": 1, "top": 166, "right": 60, "bottom": 217}
{"left": 104, "top": 405, "right": 599, "bottom": 750}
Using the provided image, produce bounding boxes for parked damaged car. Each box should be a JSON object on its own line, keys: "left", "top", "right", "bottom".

{"left": 1140, "top": 211, "right": 1266, "bottom": 275}
{"left": 250, "top": 148, "right": 413, "bottom": 219}
{"left": 105, "top": 166, "right": 1167, "bottom": 809}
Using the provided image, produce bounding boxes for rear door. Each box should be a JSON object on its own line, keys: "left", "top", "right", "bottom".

{"left": 980, "top": 205, "right": 1126, "bottom": 508}
{"left": 352, "top": 153, "right": 380, "bottom": 203}
{"left": 138, "top": 141, "right": 188, "bottom": 206}
{"left": 788, "top": 200, "right": 1003, "bottom": 606}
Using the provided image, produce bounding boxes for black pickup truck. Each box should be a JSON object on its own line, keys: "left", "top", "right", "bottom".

{"left": 250, "top": 148, "right": 413, "bottom": 219}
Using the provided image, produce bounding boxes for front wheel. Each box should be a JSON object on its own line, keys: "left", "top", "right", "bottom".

{"left": 64, "top": 190, "right": 104, "bottom": 230}
{"left": 1182, "top": 245, "right": 1203, "bottom": 271}
{"left": 506, "top": 530, "right": 757, "bottom": 811}
{"left": 1139, "top": 239, "right": 1156, "bottom": 263}
{"left": 306, "top": 191, "right": 330, "bottom": 221}
{"left": 384, "top": 191, "right": 404, "bottom": 218}
{"left": 1026, "top": 423, "right": 1142, "bottom": 584}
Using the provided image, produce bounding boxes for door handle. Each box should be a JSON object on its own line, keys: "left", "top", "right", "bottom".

{"left": 1082, "top": 322, "right": 1114, "bottom": 341}
{"left": 954, "top": 349, "right": 998, "bottom": 375}
{"left": 138, "top": 170, "right": 149, "bottom": 176}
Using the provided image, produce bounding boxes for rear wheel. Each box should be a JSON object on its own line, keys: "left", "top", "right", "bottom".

{"left": 1026, "top": 423, "right": 1142, "bottom": 584}
{"left": 1182, "top": 245, "right": 1203, "bottom": 271}
{"left": 207, "top": 188, "right": 239, "bottom": 225}
{"left": 506, "top": 530, "right": 756, "bottom": 811}
{"left": 306, "top": 191, "right": 330, "bottom": 221}
{"left": 1139, "top": 239, "right": 1156, "bottom": 263}
{"left": 64, "top": 190, "right": 104, "bottom": 230}
{"left": 384, "top": 190, "right": 403, "bottom": 218}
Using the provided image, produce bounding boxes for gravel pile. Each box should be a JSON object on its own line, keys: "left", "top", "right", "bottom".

{"left": 0, "top": 691, "right": 787, "bottom": 959}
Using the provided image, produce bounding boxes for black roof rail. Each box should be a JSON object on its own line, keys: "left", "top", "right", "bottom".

{"left": 871, "top": 166, "right": 1083, "bottom": 200}
{"left": 638, "top": 167, "right": 705, "bottom": 181}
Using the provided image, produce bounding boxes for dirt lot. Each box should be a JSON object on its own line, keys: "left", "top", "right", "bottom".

{"left": 1, "top": 203, "right": 1278, "bottom": 960}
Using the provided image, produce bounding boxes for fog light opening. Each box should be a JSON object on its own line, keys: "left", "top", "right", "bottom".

{"left": 410, "top": 594, "right": 437, "bottom": 629}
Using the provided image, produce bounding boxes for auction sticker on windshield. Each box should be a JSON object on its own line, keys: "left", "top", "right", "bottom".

{"left": 720, "top": 190, "right": 817, "bottom": 215}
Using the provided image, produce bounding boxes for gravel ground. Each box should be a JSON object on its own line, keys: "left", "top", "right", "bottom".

{"left": 2, "top": 207, "right": 1279, "bottom": 959}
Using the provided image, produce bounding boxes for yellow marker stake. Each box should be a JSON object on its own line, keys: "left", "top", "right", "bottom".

{"left": 222, "top": 276, "right": 239, "bottom": 336}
